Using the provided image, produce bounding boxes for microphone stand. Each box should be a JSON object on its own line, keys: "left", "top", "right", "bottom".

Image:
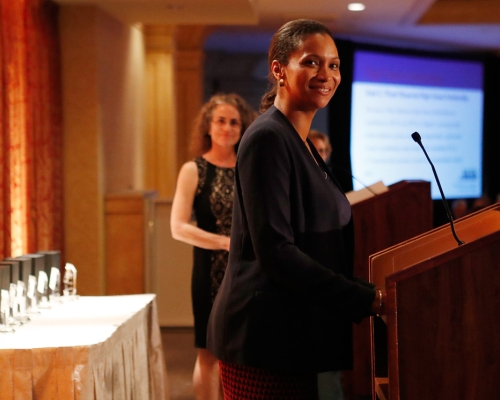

{"left": 330, "top": 165, "right": 378, "bottom": 196}
{"left": 411, "top": 132, "right": 465, "bottom": 246}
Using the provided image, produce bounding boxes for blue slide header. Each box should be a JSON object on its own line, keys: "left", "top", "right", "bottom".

{"left": 353, "top": 50, "right": 483, "bottom": 90}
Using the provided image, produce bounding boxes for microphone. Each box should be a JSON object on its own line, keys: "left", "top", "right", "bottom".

{"left": 411, "top": 132, "right": 465, "bottom": 246}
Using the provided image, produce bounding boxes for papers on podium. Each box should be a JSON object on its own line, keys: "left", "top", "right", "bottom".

{"left": 345, "top": 181, "right": 389, "bottom": 205}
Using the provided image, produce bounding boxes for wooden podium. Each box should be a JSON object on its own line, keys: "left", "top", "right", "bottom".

{"left": 343, "top": 180, "right": 433, "bottom": 400}
{"left": 369, "top": 203, "right": 500, "bottom": 400}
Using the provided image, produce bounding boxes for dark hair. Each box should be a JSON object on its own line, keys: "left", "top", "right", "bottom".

{"left": 260, "top": 19, "right": 333, "bottom": 113}
{"left": 190, "top": 93, "right": 257, "bottom": 157}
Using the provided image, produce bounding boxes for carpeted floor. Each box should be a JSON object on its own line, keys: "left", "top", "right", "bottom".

{"left": 161, "top": 327, "right": 198, "bottom": 400}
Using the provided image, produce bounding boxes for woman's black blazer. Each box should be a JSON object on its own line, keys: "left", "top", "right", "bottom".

{"left": 207, "top": 106, "right": 376, "bottom": 374}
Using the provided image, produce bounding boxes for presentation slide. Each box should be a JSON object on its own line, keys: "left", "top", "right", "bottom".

{"left": 350, "top": 50, "right": 484, "bottom": 199}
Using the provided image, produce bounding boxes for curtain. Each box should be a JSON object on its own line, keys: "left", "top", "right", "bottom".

{"left": 0, "top": 0, "right": 63, "bottom": 259}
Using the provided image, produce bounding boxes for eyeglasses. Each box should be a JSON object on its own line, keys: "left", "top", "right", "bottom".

{"left": 211, "top": 118, "right": 242, "bottom": 129}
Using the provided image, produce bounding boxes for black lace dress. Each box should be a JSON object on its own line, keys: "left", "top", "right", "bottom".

{"left": 192, "top": 157, "right": 234, "bottom": 348}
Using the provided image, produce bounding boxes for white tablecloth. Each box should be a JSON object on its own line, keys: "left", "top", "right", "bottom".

{"left": 0, "top": 294, "right": 169, "bottom": 400}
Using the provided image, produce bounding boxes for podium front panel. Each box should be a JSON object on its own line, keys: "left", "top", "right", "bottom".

{"left": 394, "top": 236, "right": 500, "bottom": 399}
{"left": 369, "top": 204, "right": 500, "bottom": 400}
{"left": 346, "top": 180, "right": 432, "bottom": 399}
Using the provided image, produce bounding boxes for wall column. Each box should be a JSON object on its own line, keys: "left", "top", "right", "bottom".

{"left": 60, "top": 5, "right": 147, "bottom": 295}
{"left": 174, "top": 26, "right": 209, "bottom": 168}
{"left": 144, "top": 26, "right": 178, "bottom": 199}
{"left": 60, "top": 6, "right": 105, "bottom": 295}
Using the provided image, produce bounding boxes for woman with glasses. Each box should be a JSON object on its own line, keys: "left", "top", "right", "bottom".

{"left": 171, "top": 93, "right": 256, "bottom": 400}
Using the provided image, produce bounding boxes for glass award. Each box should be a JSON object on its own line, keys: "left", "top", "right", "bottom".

{"left": 0, "top": 289, "right": 14, "bottom": 333}
{"left": 63, "top": 263, "right": 77, "bottom": 299}
{"left": 8, "top": 283, "right": 22, "bottom": 326}
{"left": 26, "top": 275, "right": 40, "bottom": 315}
{"left": 16, "top": 281, "right": 29, "bottom": 322}
{"left": 48, "top": 267, "right": 61, "bottom": 303}
{"left": 37, "top": 270, "right": 50, "bottom": 309}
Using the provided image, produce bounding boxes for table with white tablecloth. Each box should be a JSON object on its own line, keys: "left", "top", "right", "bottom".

{"left": 0, "top": 294, "right": 169, "bottom": 400}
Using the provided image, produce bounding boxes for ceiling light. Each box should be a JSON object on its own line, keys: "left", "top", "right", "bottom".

{"left": 348, "top": 3, "right": 366, "bottom": 11}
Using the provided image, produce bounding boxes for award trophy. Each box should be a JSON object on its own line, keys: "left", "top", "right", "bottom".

{"left": 37, "top": 270, "right": 50, "bottom": 309}
{"left": 0, "top": 289, "right": 15, "bottom": 333}
{"left": 8, "top": 283, "right": 23, "bottom": 326}
{"left": 26, "top": 275, "right": 40, "bottom": 315}
{"left": 16, "top": 281, "right": 30, "bottom": 322}
{"left": 48, "top": 267, "right": 61, "bottom": 303}
{"left": 63, "top": 263, "right": 78, "bottom": 300}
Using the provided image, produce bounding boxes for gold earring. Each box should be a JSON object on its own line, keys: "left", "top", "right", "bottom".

{"left": 279, "top": 78, "right": 284, "bottom": 87}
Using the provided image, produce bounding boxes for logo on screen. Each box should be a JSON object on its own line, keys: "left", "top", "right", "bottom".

{"left": 461, "top": 169, "right": 477, "bottom": 180}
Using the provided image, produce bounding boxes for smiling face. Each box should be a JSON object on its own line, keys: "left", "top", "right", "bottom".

{"left": 208, "top": 103, "right": 242, "bottom": 149}
{"left": 275, "top": 33, "right": 341, "bottom": 112}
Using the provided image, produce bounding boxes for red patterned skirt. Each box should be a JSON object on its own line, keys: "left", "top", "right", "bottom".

{"left": 219, "top": 361, "right": 318, "bottom": 400}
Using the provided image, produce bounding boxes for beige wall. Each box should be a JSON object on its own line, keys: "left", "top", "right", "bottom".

{"left": 60, "top": 5, "right": 146, "bottom": 295}
{"left": 97, "top": 13, "right": 146, "bottom": 193}
{"left": 152, "top": 200, "right": 193, "bottom": 326}
{"left": 60, "top": 6, "right": 202, "bottom": 326}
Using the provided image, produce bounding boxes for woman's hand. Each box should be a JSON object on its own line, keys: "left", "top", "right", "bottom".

{"left": 171, "top": 161, "right": 232, "bottom": 251}
{"left": 221, "top": 236, "right": 230, "bottom": 252}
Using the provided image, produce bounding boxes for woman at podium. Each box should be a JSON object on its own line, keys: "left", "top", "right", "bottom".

{"left": 207, "top": 19, "right": 385, "bottom": 399}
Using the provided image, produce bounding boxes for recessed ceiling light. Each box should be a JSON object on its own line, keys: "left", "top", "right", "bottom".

{"left": 348, "top": 3, "right": 366, "bottom": 11}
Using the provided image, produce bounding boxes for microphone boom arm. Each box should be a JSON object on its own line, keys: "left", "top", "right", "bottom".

{"left": 411, "top": 132, "right": 465, "bottom": 246}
